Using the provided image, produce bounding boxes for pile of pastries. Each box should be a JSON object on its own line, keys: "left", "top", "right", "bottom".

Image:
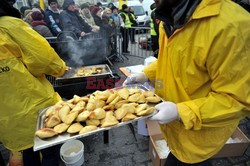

{"left": 74, "top": 66, "right": 104, "bottom": 77}
{"left": 35, "top": 88, "right": 161, "bottom": 139}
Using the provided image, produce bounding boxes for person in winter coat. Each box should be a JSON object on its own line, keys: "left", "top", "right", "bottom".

{"left": 44, "top": 0, "right": 62, "bottom": 36}
{"left": 128, "top": 7, "right": 137, "bottom": 43}
{"left": 31, "top": 11, "right": 53, "bottom": 37}
{"left": 0, "top": 0, "right": 66, "bottom": 165}
{"left": 92, "top": 6, "right": 112, "bottom": 34}
{"left": 124, "top": 0, "right": 250, "bottom": 165}
{"left": 79, "top": 3, "right": 99, "bottom": 31}
{"left": 60, "top": 0, "right": 95, "bottom": 38}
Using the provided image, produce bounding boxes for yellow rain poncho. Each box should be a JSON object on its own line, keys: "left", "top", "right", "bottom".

{"left": 0, "top": 16, "right": 66, "bottom": 151}
{"left": 143, "top": 0, "right": 250, "bottom": 163}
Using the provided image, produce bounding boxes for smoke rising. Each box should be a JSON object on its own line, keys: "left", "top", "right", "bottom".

{"left": 58, "top": 32, "right": 110, "bottom": 67}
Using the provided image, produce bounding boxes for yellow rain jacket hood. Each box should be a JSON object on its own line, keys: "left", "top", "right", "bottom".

{"left": 0, "top": 16, "right": 66, "bottom": 151}
{"left": 144, "top": 0, "right": 250, "bottom": 163}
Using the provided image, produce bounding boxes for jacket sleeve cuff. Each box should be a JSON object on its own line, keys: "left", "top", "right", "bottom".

{"left": 142, "top": 60, "right": 157, "bottom": 80}
{"left": 52, "top": 61, "right": 67, "bottom": 77}
{"left": 177, "top": 102, "right": 202, "bottom": 130}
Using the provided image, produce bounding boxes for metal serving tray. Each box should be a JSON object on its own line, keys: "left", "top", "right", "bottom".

{"left": 33, "top": 84, "right": 162, "bottom": 151}
{"left": 56, "top": 64, "right": 112, "bottom": 83}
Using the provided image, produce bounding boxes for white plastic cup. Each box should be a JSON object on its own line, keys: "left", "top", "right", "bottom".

{"left": 60, "top": 140, "right": 84, "bottom": 166}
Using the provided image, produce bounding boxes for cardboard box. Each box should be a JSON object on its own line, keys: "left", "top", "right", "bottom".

{"left": 147, "top": 119, "right": 250, "bottom": 163}
{"left": 149, "top": 134, "right": 168, "bottom": 166}
{"left": 212, "top": 127, "right": 250, "bottom": 158}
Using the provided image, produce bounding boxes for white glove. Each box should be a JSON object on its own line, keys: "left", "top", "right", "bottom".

{"left": 150, "top": 101, "right": 180, "bottom": 124}
{"left": 123, "top": 72, "right": 148, "bottom": 86}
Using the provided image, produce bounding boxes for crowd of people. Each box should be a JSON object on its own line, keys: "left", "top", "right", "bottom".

{"left": 19, "top": 0, "right": 139, "bottom": 54}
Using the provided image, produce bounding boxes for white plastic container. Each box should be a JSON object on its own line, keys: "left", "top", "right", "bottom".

{"left": 60, "top": 140, "right": 84, "bottom": 166}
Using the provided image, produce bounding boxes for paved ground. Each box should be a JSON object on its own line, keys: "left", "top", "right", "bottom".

{"left": 0, "top": 52, "right": 249, "bottom": 166}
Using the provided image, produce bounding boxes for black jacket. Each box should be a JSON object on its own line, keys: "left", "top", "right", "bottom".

{"left": 44, "top": 8, "right": 61, "bottom": 36}
{"left": 59, "top": 10, "right": 92, "bottom": 38}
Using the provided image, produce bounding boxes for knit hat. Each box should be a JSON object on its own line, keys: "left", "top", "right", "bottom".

{"left": 48, "top": 0, "right": 58, "bottom": 5}
{"left": 62, "top": 0, "right": 75, "bottom": 10}
{"left": 80, "top": 3, "right": 89, "bottom": 9}
{"left": 24, "top": 9, "right": 32, "bottom": 17}
{"left": 91, "top": 6, "right": 101, "bottom": 15}
{"left": 122, "top": 4, "right": 128, "bottom": 10}
{"left": 31, "top": 11, "right": 43, "bottom": 20}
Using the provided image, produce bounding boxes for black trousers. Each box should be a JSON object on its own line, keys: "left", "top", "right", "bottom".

{"left": 23, "top": 146, "right": 60, "bottom": 166}
{"left": 151, "top": 35, "right": 159, "bottom": 58}
{"left": 121, "top": 28, "right": 129, "bottom": 53}
{"left": 129, "top": 28, "right": 136, "bottom": 42}
{"left": 164, "top": 153, "right": 212, "bottom": 166}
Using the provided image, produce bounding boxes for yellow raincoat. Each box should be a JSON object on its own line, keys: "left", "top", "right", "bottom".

{"left": 143, "top": 0, "right": 250, "bottom": 163}
{"left": 0, "top": 16, "right": 66, "bottom": 151}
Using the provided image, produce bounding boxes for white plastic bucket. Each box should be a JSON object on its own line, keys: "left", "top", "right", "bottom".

{"left": 60, "top": 140, "right": 84, "bottom": 166}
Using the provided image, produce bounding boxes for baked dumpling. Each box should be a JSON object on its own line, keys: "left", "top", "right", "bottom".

{"left": 146, "top": 96, "right": 161, "bottom": 103}
{"left": 76, "top": 111, "right": 91, "bottom": 122}
{"left": 128, "top": 93, "right": 140, "bottom": 102}
{"left": 89, "top": 108, "right": 106, "bottom": 120}
{"left": 86, "top": 102, "right": 96, "bottom": 112}
{"left": 64, "top": 111, "right": 79, "bottom": 125}
{"left": 122, "top": 113, "right": 137, "bottom": 122}
{"left": 79, "top": 126, "right": 97, "bottom": 134}
{"left": 80, "top": 96, "right": 89, "bottom": 102}
{"left": 86, "top": 119, "right": 100, "bottom": 126}
{"left": 101, "top": 111, "right": 119, "bottom": 127}
{"left": 54, "top": 123, "right": 70, "bottom": 134}
{"left": 35, "top": 128, "right": 57, "bottom": 139}
{"left": 118, "top": 88, "right": 129, "bottom": 100}
{"left": 45, "top": 106, "right": 56, "bottom": 117}
{"left": 103, "top": 104, "right": 114, "bottom": 111}
{"left": 58, "top": 105, "right": 70, "bottom": 122}
{"left": 67, "top": 123, "right": 83, "bottom": 134}
{"left": 73, "top": 95, "right": 81, "bottom": 104}
{"left": 115, "top": 108, "right": 127, "bottom": 120}
{"left": 137, "top": 107, "right": 155, "bottom": 116}
{"left": 45, "top": 112, "right": 61, "bottom": 128}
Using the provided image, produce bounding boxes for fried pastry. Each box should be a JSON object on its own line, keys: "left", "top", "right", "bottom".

{"left": 86, "top": 102, "right": 96, "bottom": 111}
{"left": 89, "top": 108, "right": 106, "bottom": 120}
{"left": 122, "top": 113, "right": 137, "bottom": 122}
{"left": 67, "top": 123, "right": 83, "bottom": 134}
{"left": 45, "top": 106, "right": 56, "bottom": 117}
{"left": 35, "top": 128, "right": 57, "bottom": 139}
{"left": 54, "top": 123, "right": 70, "bottom": 134}
{"left": 80, "top": 96, "right": 89, "bottom": 102}
{"left": 128, "top": 88, "right": 141, "bottom": 95}
{"left": 135, "top": 104, "right": 148, "bottom": 114}
{"left": 64, "top": 111, "right": 78, "bottom": 125}
{"left": 128, "top": 93, "right": 140, "bottom": 102}
{"left": 86, "top": 119, "right": 100, "bottom": 126}
{"left": 114, "top": 100, "right": 128, "bottom": 109}
{"left": 95, "top": 99, "right": 106, "bottom": 108}
{"left": 58, "top": 105, "right": 70, "bottom": 122}
{"left": 101, "top": 111, "right": 119, "bottom": 127}
{"left": 73, "top": 95, "right": 81, "bottom": 104}
{"left": 146, "top": 96, "right": 161, "bottom": 103}
{"left": 115, "top": 108, "right": 127, "bottom": 120}
{"left": 71, "top": 101, "right": 85, "bottom": 113}
{"left": 45, "top": 112, "right": 61, "bottom": 128}
{"left": 106, "top": 93, "right": 118, "bottom": 104}
{"left": 137, "top": 107, "right": 155, "bottom": 116}
{"left": 138, "top": 94, "right": 146, "bottom": 103}
{"left": 79, "top": 125, "right": 97, "bottom": 134}
{"left": 121, "top": 104, "right": 136, "bottom": 114}
{"left": 110, "top": 96, "right": 121, "bottom": 105}
{"left": 143, "top": 91, "right": 155, "bottom": 97}
{"left": 103, "top": 104, "right": 114, "bottom": 111}
{"left": 118, "top": 88, "right": 129, "bottom": 100}
{"left": 76, "top": 110, "right": 91, "bottom": 122}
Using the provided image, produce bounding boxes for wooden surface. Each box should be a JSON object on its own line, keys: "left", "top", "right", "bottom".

{"left": 119, "top": 67, "right": 131, "bottom": 77}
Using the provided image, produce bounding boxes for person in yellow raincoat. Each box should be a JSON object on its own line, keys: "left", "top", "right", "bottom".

{"left": 0, "top": 0, "right": 66, "bottom": 165}
{"left": 124, "top": 0, "right": 250, "bottom": 165}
